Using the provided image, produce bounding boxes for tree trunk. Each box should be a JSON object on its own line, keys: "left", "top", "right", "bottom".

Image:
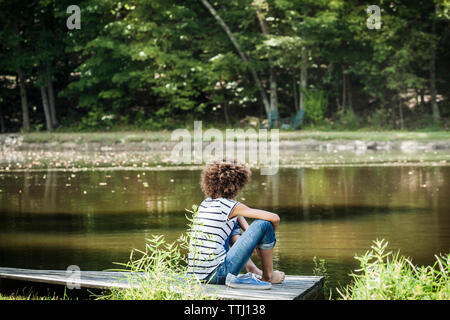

{"left": 223, "top": 100, "right": 230, "bottom": 126}
{"left": 336, "top": 97, "right": 341, "bottom": 110}
{"left": 14, "top": 18, "right": 30, "bottom": 132}
{"left": 292, "top": 71, "right": 298, "bottom": 112}
{"left": 299, "top": 48, "right": 308, "bottom": 111}
{"left": 398, "top": 94, "right": 404, "bottom": 130}
{"left": 269, "top": 69, "right": 278, "bottom": 127}
{"left": 347, "top": 74, "right": 353, "bottom": 109}
{"left": 17, "top": 69, "right": 30, "bottom": 132}
{"left": 200, "top": 0, "right": 270, "bottom": 118}
{"left": 430, "top": 5, "right": 440, "bottom": 124}
{"left": 256, "top": 3, "right": 277, "bottom": 126}
{"left": 0, "top": 104, "right": 5, "bottom": 133}
{"left": 256, "top": 3, "right": 278, "bottom": 127}
{"left": 342, "top": 66, "right": 347, "bottom": 109}
{"left": 47, "top": 74, "right": 57, "bottom": 127}
{"left": 40, "top": 85, "right": 53, "bottom": 132}
{"left": 331, "top": 63, "right": 342, "bottom": 110}
{"left": 390, "top": 96, "right": 397, "bottom": 129}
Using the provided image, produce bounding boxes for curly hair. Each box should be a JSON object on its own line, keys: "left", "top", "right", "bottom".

{"left": 200, "top": 159, "right": 251, "bottom": 199}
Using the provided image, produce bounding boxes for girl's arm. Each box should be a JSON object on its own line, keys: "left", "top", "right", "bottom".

{"left": 230, "top": 203, "right": 280, "bottom": 232}
{"left": 237, "top": 215, "right": 249, "bottom": 231}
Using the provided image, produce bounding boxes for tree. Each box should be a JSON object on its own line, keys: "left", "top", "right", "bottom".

{"left": 254, "top": 0, "right": 279, "bottom": 126}
{"left": 0, "top": 1, "right": 34, "bottom": 131}
{"left": 33, "top": 0, "right": 68, "bottom": 130}
{"left": 17, "top": 69, "right": 30, "bottom": 131}
{"left": 0, "top": 0, "right": 449, "bottom": 132}
{"left": 430, "top": 2, "right": 440, "bottom": 124}
{"left": 200, "top": 0, "right": 272, "bottom": 124}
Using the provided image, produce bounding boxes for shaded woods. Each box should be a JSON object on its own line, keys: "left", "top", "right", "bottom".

{"left": 0, "top": 0, "right": 449, "bottom": 132}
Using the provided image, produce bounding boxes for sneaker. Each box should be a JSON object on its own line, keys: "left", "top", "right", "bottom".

{"left": 225, "top": 272, "right": 272, "bottom": 290}
{"left": 251, "top": 272, "right": 262, "bottom": 280}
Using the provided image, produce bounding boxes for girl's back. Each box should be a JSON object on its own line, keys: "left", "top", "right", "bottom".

{"left": 187, "top": 197, "right": 238, "bottom": 280}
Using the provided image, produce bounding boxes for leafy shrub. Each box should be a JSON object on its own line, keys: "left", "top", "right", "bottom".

{"left": 367, "top": 108, "right": 393, "bottom": 130}
{"left": 303, "top": 89, "right": 328, "bottom": 125}
{"left": 313, "top": 256, "right": 330, "bottom": 298}
{"left": 77, "top": 105, "right": 116, "bottom": 130}
{"left": 334, "top": 108, "right": 360, "bottom": 130}
{"left": 99, "top": 205, "right": 213, "bottom": 300}
{"left": 337, "top": 239, "right": 450, "bottom": 300}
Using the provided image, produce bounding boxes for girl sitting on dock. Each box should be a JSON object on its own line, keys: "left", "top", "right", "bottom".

{"left": 187, "top": 159, "right": 285, "bottom": 288}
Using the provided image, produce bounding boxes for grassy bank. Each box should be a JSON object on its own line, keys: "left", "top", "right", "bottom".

{"left": 3, "top": 129, "right": 450, "bottom": 145}
{"left": 1, "top": 239, "right": 448, "bottom": 300}
{"left": 99, "top": 206, "right": 213, "bottom": 300}
{"left": 0, "top": 291, "right": 64, "bottom": 300}
{"left": 337, "top": 240, "right": 450, "bottom": 300}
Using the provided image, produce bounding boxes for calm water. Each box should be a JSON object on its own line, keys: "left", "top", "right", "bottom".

{"left": 0, "top": 166, "right": 449, "bottom": 293}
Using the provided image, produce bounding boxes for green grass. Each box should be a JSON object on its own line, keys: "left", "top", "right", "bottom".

{"left": 19, "top": 131, "right": 174, "bottom": 144}
{"left": 7, "top": 129, "right": 450, "bottom": 145}
{"left": 97, "top": 235, "right": 213, "bottom": 300}
{"left": 2, "top": 238, "right": 448, "bottom": 300}
{"left": 0, "top": 291, "right": 67, "bottom": 300}
{"left": 97, "top": 206, "right": 214, "bottom": 300}
{"left": 279, "top": 130, "right": 450, "bottom": 141}
{"left": 337, "top": 239, "right": 450, "bottom": 300}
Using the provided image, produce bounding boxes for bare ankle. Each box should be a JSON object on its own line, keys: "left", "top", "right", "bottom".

{"left": 246, "top": 265, "right": 262, "bottom": 275}
{"left": 261, "top": 272, "right": 273, "bottom": 282}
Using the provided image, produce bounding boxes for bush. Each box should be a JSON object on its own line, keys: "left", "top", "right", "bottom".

{"left": 334, "top": 108, "right": 360, "bottom": 130}
{"left": 313, "top": 256, "right": 331, "bottom": 298}
{"left": 99, "top": 205, "right": 214, "bottom": 300}
{"left": 303, "top": 89, "right": 328, "bottom": 125}
{"left": 337, "top": 239, "right": 450, "bottom": 300}
{"left": 77, "top": 106, "right": 115, "bottom": 130}
{"left": 367, "top": 108, "right": 393, "bottom": 130}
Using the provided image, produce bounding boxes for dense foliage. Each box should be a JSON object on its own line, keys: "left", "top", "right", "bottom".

{"left": 0, "top": 0, "right": 449, "bottom": 132}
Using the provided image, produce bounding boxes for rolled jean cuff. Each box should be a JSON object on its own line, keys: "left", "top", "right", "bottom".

{"left": 258, "top": 239, "right": 276, "bottom": 250}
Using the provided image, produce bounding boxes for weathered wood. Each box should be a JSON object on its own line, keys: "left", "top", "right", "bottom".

{"left": 0, "top": 267, "right": 323, "bottom": 300}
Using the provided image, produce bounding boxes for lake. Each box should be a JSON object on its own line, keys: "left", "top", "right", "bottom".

{"left": 0, "top": 165, "right": 449, "bottom": 296}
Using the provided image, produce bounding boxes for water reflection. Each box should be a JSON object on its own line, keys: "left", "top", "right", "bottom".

{"left": 0, "top": 166, "right": 449, "bottom": 292}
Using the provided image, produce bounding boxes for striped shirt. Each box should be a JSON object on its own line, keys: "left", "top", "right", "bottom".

{"left": 187, "top": 197, "right": 239, "bottom": 280}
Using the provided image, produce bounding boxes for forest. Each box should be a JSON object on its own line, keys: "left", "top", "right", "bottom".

{"left": 0, "top": 0, "right": 449, "bottom": 132}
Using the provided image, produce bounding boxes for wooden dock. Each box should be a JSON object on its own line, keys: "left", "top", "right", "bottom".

{"left": 0, "top": 267, "right": 324, "bottom": 300}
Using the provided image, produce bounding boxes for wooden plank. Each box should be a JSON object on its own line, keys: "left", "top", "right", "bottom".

{"left": 0, "top": 268, "right": 131, "bottom": 290}
{"left": 0, "top": 267, "right": 323, "bottom": 300}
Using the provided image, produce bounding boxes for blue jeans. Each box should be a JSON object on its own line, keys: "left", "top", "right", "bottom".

{"left": 205, "top": 219, "right": 276, "bottom": 285}
{"left": 223, "top": 221, "right": 242, "bottom": 252}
